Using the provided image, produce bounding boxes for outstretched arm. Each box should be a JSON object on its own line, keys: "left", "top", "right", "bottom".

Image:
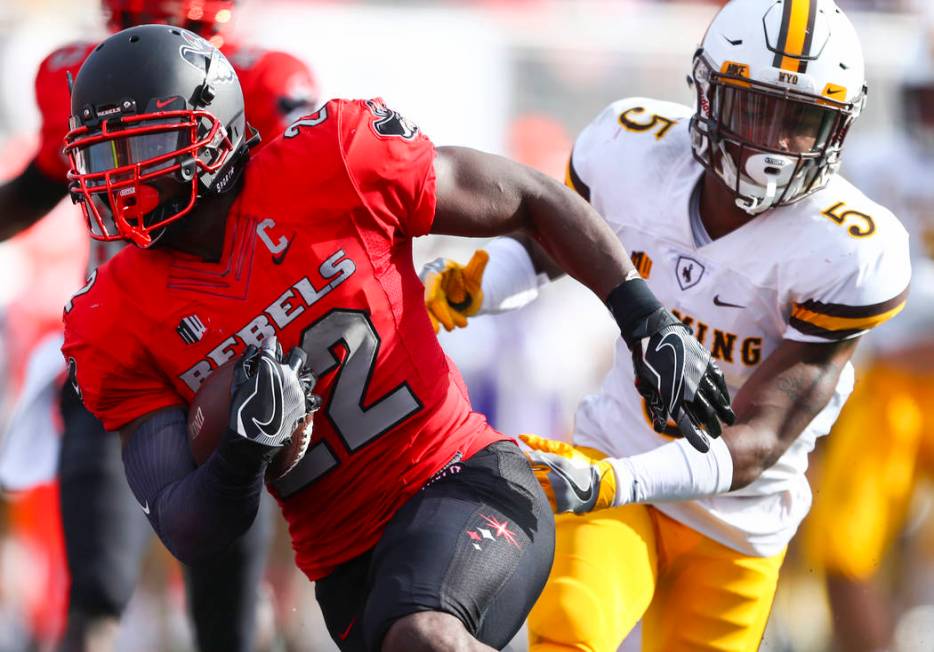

{"left": 431, "top": 145, "right": 734, "bottom": 450}
{"left": 432, "top": 146, "right": 633, "bottom": 300}
{"left": 0, "top": 160, "right": 68, "bottom": 241}
{"left": 721, "top": 337, "right": 858, "bottom": 489}
{"left": 526, "top": 337, "right": 858, "bottom": 513}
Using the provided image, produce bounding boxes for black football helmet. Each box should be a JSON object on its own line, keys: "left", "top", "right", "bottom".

{"left": 64, "top": 24, "right": 250, "bottom": 247}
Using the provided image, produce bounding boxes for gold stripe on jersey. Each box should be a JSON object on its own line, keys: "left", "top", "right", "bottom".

{"left": 565, "top": 155, "right": 591, "bottom": 202}
{"left": 790, "top": 285, "right": 909, "bottom": 339}
{"left": 773, "top": 0, "right": 817, "bottom": 74}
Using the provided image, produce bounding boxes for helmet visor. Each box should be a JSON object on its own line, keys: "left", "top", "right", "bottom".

{"left": 718, "top": 86, "right": 838, "bottom": 155}
{"left": 73, "top": 126, "right": 186, "bottom": 182}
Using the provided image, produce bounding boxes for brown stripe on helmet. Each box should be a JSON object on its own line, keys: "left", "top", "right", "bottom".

{"left": 797, "top": 0, "right": 818, "bottom": 73}
{"left": 772, "top": 0, "right": 794, "bottom": 68}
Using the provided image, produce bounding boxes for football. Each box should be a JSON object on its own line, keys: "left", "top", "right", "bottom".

{"left": 186, "top": 357, "right": 314, "bottom": 482}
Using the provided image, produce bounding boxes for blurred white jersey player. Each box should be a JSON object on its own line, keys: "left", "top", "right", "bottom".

{"left": 423, "top": 0, "right": 911, "bottom": 650}
{"left": 804, "top": 24, "right": 934, "bottom": 652}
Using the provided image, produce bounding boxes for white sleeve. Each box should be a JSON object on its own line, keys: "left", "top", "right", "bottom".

{"left": 785, "top": 206, "right": 911, "bottom": 343}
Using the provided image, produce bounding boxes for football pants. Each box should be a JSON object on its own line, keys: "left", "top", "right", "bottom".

{"left": 527, "top": 444, "right": 785, "bottom": 652}
{"left": 805, "top": 363, "right": 934, "bottom": 580}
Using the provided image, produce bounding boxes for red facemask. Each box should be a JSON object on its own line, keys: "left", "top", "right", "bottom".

{"left": 64, "top": 108, "right": 233, "bottom": 247}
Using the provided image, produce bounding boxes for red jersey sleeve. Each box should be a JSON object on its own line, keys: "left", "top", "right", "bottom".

{"left": 338, "top": 98, "right": 437, "bottom": 238}
{"left": 225, "top": 45, "right": 320, "bottom": 145}
{"left": 61, "top": 268, "right": 186, "bottom": 432}
{"left": 33, "top": 42, "right": 95, "bottom": 182}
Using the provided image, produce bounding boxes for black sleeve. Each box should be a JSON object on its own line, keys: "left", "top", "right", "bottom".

{"left": 121, "top": 408, "right": 266, "bottom": 564}
{"left": 0, "top": 160, "right": 69, "bottom": 241}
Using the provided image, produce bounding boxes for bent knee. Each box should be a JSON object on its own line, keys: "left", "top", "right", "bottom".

{"left": 381, "top": 611, "right": 476, "bottom": 652}
{"left": 528, "top": 575, "right": 625, "bottom": 652}
{"left": 68, "top": 572, "right": 133, "bottom": 619}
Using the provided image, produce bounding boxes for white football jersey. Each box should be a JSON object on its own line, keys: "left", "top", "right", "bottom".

{"left": 569, "top": 97, "right": 911, "bottom": 556}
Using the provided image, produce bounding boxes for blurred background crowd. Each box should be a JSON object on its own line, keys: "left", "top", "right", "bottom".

{"left": 0, "top": 0, "right": 932, "bottom": 650}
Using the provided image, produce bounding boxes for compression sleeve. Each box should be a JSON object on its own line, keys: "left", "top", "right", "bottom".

{"left": 608, "top": 436, "right": 734, "bottom": 505}
{"left": 478, "top": 237, "right": 549, "bottom": 314}
{"left": 121, "top": 408, "right": 266, "bottom": 564}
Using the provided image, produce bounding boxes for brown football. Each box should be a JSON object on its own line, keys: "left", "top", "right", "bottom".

{"left": 186, "top": 357, "right": 314, "bottom": 482}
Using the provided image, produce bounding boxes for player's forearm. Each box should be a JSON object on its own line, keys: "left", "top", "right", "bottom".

{"left": 609, "top": 343, "right": 852, "bottom": 502}
{"left": 608, "top": 436, "right": 734, "bottom": 505}
{"left": 0, "top": 161, "right": 68, "bottom": 241}
{"left": 722, "top": 350, "right": 848, "bottom": 489}
{"left": 121, "top": 408, "right": 265, "bottom": 564}
{"left": 512, "top": 169, "right": 635, "bottom": 301}
{"left": 432, "top": 146, "right": 635, "bottom": 301}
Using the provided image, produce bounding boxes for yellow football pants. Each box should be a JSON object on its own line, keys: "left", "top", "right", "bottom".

{"left": 528, "top": 484, "right": 786, "bottom": 651}
{"left": 805, "top": 364, "right": 934, "bottom": 580}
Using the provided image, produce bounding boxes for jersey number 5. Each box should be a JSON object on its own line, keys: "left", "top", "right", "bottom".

{"left": 618, "top": 107, "right": 678, "bottom": 140}
{"left": 821, "top": 201, "right": 875, "bottom": 238}
{"left": 272, "top": 309, "right": 422, "bottom": 497}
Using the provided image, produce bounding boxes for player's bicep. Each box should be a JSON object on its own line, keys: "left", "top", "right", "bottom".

{"left": 433, "top": 145, "right": 580, "bottom": 239}
{"left": 432, "top": 146, "right": 526, "bottom": 237}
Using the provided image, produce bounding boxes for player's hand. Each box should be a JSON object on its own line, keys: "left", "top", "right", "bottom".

{"left": 421, "top": 249, "right": 489, "bottom": 333}
{"left": 228, "top": 336, "right": 320, "bottom": 463}
{"left": 519, "top": 434, "right": 617, "bottom": 514}
{"left": 629, "top": 308, "right": 735, "bottom": 453}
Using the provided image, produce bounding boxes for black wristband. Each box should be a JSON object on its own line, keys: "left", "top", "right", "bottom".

{"left": 606, "top": 277, "right": 664, "bottom": 348}
{"left": 217, "top": 431, "right": 271, "bottom": 479}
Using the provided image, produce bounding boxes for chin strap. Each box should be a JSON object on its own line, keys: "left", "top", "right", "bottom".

{"left": 717, "top": 140, "right": 782, "bottom": 216}
{"left": 734, "top": 178, "right": 777, "bottom": 215}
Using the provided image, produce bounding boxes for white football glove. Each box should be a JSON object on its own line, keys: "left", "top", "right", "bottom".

{"left": 228, "top": 336, "right": 318, "bottom": 462}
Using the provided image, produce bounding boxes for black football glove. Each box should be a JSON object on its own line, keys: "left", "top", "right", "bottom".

{"left": 629, "top": 307, "right": 734, "bottom": 452}
{"left": 227, "top": 336, "right": 320, "bottom": 464}
{"left": 608, "top": 278, "right": 735, "bottom": 453}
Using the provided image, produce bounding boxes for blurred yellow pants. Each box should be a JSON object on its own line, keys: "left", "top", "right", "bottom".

{"left": 805, "top": 364, "right": 934, "bottom": 579}
{"left": 528, "top": 450, "right": 786, "bottom": 652}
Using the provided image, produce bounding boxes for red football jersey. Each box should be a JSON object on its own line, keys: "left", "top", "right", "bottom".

{"left": 33, "top": 40, "right": 317, "bottom": 184}
{"left": 62, "top": 99, "right": 507, "bottom": 580}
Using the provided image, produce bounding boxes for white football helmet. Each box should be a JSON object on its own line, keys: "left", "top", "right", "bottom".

{"left": 690, "top": 0, "right": 867, "bottom": 215}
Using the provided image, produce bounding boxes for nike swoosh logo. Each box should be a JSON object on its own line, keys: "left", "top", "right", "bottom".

{"left": 271, "top": 236, "right": 293, "bottom": 265}
{"left": 155, "top": 97, "right": 177, "bottom": 109}
{"left": 252, "top": 358, "right": 284, "bottom": 439}
{"left": 713, "top": 295, "right": 745, "bottom": 309}
{"left": 826, "top": 88, "right": 843, "bottom": 95}
{"left": 140, "top": 500, "right": 150, "bottom": 515}
{"left": 339, "top": 616, "right": 357, "bottom": 641}
{"left": 651, "top": 331, "right": 686, "bottom": 415}
{"left": 549, "top": 462, "right": 593, "bottom": 504}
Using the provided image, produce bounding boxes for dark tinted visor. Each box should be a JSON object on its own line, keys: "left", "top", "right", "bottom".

{"left": 719, "top": 86, "right": 838, "bottom": 154}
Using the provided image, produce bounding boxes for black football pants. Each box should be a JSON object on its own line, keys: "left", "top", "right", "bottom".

{"left": 315, "top": 440, "right": 556, "bottom": 651}
{"left": 57, "top": 383, "right": 271, "bottom": 652}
